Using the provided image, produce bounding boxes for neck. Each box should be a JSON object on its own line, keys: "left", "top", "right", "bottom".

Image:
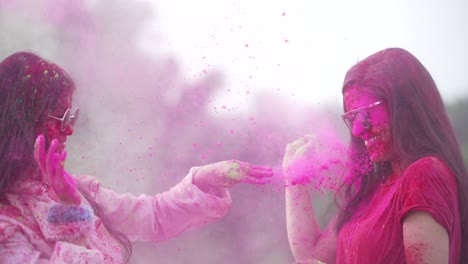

{"left": 391, "top": 157, "right": 408, "bottom": 176}
{"left": 18, "top": 166, "right": 42, "bottom": 182}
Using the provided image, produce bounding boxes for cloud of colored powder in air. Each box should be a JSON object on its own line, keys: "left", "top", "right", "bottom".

{"left": 0, "top": 1, "right": 350, "bottom": 263}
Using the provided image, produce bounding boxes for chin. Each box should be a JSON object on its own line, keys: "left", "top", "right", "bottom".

{"left": 369, "top": 151, "right": 395, "bottom": 163}
{"left": 367, "top": 141, "right": 394, "bottom": 163}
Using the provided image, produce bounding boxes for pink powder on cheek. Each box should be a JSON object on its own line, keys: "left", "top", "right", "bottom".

{"left": 366, "top": 107, "right": 394, "bottom": 162}
{"left": 366, "top": 128, "right": 392, "bottom": 161}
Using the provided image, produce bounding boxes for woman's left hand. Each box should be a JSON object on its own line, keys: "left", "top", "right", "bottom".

{"left": 34, "top": 135, "right": 81, "bottom": 205}
{"left": 193, "top": 160, "right": 273, "bottom": 190}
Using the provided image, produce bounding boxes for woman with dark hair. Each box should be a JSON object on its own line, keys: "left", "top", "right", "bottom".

{"left": 0, "top": 51, "right": 273, "bottom": 263}
{"left": 284, "top": 48, "right": 467, "bottom": 264}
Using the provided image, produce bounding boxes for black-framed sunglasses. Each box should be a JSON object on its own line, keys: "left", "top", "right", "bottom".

{"left": 48, "top": 107, "right": 80, "bottom": 132}
{"left": 341, "top": 101, "right": 383, "bottom": 131}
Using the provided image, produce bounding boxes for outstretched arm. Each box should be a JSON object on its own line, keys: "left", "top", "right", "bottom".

{"left": 75, "top": 160, "right": 273, "bottom": 243}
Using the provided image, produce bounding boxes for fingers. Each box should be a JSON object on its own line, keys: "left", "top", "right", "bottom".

{"left": 34, "top": 135, "right": 46, "bottom": 168}
{"left": 242, "top": 176, "right": 271, "bottom": 185}
{"left": 44, "top": 139, "right": 66, "bottom": 187}
{"left": 286, "top": 136, "right": 309, "bottom": 155}
{"left": 234, "top": 161, "right": 273, "bottom": 178}
{"left": 49, "top": 152, "right": 62, "bottom": 184}
{"left": 45, "top": 139, "right": 58, "bottom": 180}
{"left": 46, "top": 139, "right": 58, "bottom": 166}
{"left": 288, "top": 135, "right": 316, "bottom": 149}
{"left": 60, "top": 150, "right": 68, "bottom": 168}
{"left": 303, "top": 134, "right": 316, "bottom": 141}
{"left": 247, "top": 167, "right": 274, "bottom": 178}
{"left": 60, "top": 171, "right": 81, "bottom": 205}
{"left": 250, "top": 165, "right": 273, "bottom": 171}
{"left": 292, "top": 136, "right": 308, "bottom": 146}
{"left": 54, "top": 153, "right": 65, "bottom": 182}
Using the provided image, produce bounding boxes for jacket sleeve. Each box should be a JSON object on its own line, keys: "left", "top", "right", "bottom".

{"left": 0, "top": 219, "right": 104, "bottom": 264}
{"left": 75, "top": 167, "right": 232, "bottom": 242}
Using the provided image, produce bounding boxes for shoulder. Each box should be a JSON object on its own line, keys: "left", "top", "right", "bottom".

{"left": 402, "top": 156, "right": 456, "bottom": 188}
{"left": 406, "top": 156, "right": 450, "bottom": 172}
{"left": 396, "top": 157, "right": 460, "bottom": 231}
{"left": 397, "top": 156, "right": 458, "bottom": 214}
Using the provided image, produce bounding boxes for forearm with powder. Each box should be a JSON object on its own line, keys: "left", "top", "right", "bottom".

{"left": 286, "top": 184, "right": 323, "bottom": 260}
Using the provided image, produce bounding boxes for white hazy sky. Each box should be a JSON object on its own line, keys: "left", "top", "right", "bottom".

{"left": 140, "top": 0, "right": 468, "bottom": 109}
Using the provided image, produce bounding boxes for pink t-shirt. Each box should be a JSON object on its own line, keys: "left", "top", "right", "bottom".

{"left": 337, "top": 157, "right": 461, "bottom": 263}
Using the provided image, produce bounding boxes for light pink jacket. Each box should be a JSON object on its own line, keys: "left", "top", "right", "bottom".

{"left": 0, "top": 167, "right": 232, "bottom": 263}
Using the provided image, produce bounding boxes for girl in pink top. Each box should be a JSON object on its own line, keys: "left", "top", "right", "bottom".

{"left": 0, "top": 51, "right": 273, "bottom": 263}
{"left": 284, "top": 48, "right": 467, "bottom": 264}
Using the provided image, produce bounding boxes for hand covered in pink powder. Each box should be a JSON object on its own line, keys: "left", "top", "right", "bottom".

{"left": 283, "top": 135, "right": 318, "bottom": 185}
{"left": 35, "top": 135, "right": 81, "bottom": 205}
{"left": 282, "top": 134, "right": 346, "bottom": 188}
{"left": 193, "top": 160, "right": 273, "bottom": 191}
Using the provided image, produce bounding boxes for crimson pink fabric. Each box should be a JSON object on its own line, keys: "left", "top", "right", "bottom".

{"left": 337, "top": 156, "right": 461, "bottom": 263}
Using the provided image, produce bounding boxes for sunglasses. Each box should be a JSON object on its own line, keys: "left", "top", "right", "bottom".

{"left": 48, "top": 107, "right": 80, "bottom": 132}
{"left": 342, "top": 101, "right": 383, "bottom": 131}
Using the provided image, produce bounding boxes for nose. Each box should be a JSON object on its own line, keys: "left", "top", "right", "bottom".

{"left": 62, "top": 123, "right": 74, "bottom": 136}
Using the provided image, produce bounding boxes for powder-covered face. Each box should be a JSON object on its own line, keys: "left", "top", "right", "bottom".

{"left": 343, "top": 85, "right": 396, "bottom": 162}
{"left": 42, "top": 92, "right": 74, "bottom": 152}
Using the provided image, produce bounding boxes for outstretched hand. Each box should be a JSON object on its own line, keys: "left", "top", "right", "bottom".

{"left": 34, "top": 135, "right": 81, "bottom": 205}
{"left": 193, "top": 160, "right": 273, "bottom": 191}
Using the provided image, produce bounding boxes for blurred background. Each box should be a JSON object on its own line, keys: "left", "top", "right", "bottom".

{"left": 1, "top": 0, "right": 467, "bottom": 263}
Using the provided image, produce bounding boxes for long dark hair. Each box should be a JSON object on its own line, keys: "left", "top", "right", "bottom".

{"left": 0, "top": 51, "right": 67, "bottom": 188}
{"left": 335, "top": 48, "right": 468, "bottom": 263}
{"left": 0, "top": 51, "right": 133, "bottom": 263}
